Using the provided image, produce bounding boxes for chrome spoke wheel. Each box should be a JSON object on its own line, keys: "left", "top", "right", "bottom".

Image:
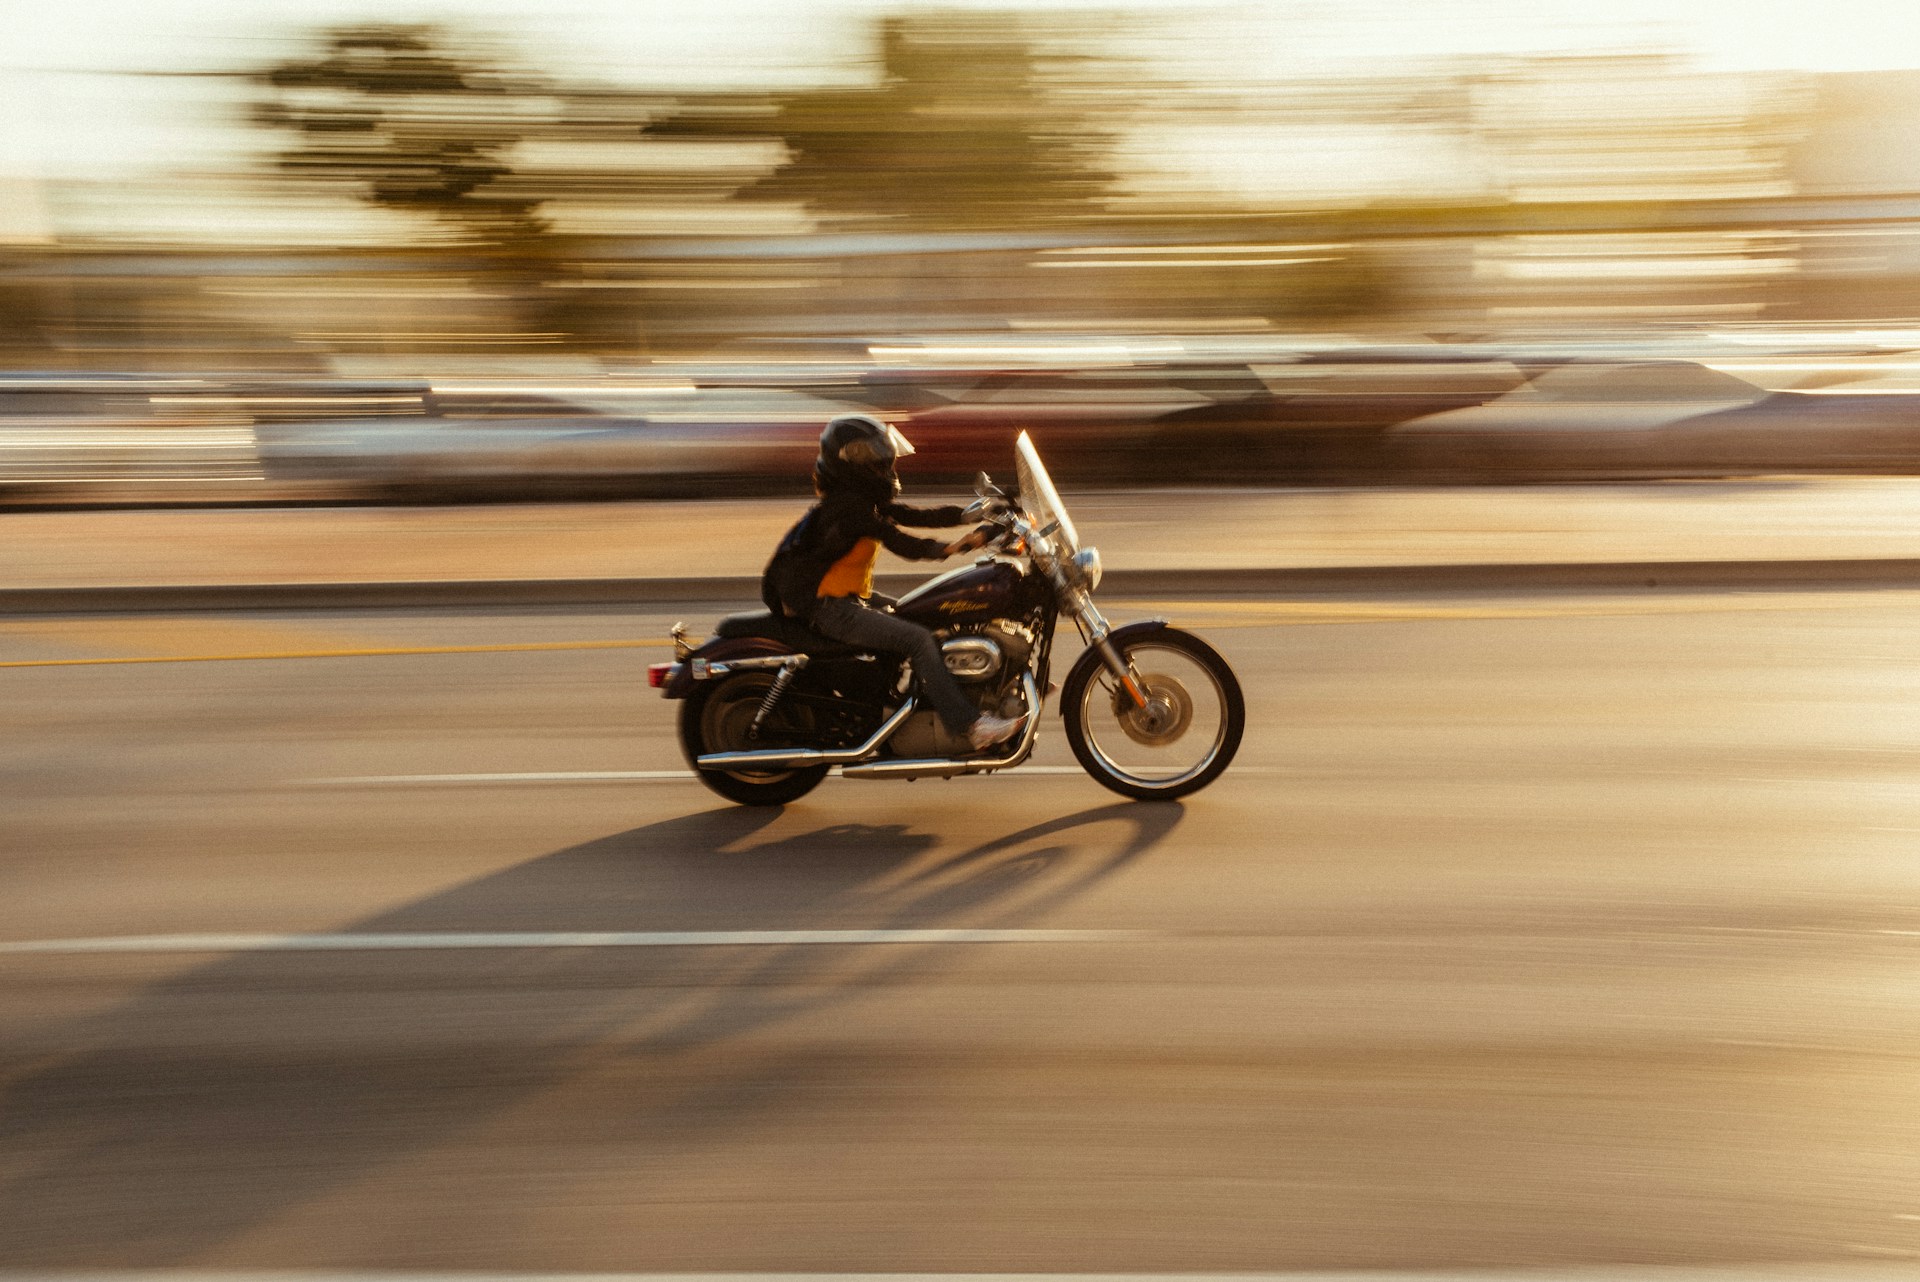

{"left": 1063, "top": 629, "right": 1244, "bottom": 800}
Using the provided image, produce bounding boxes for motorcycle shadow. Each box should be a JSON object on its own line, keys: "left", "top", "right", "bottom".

{"left": 0, "top": 800, "right": 1182, "bottom": 1265}
{"left": 598, "top": 798, "right": 1184, "bottom": 1051}
{"left": 636, "top": 799, "right": 1183, "bottom": 923}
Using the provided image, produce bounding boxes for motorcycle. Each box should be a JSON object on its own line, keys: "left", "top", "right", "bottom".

{"left": 648, "top": 431, "right": 1244, "bottom": 805}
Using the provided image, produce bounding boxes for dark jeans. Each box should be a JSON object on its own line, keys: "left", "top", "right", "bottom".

{"left": 810, "top": 594, "right": 980, "bottom": 734}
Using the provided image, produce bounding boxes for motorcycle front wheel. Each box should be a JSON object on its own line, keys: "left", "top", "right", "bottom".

{"left": 1061, "top": 627, "right": 1244, "bottom": 801}
{"left": 678, "top": 671, "right": 829, "bottom": 806}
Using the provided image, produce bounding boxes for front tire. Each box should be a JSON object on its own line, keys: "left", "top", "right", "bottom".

{"left": 678, "top": 672, "right": 829, "bottom": 806}
{"left": 1062, "top": 627, "right": 1244, "bottom": 801}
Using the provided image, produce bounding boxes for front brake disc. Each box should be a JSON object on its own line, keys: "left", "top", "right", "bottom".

{"left": 1112, "top": 672, "right": 1193, "bottom": 746}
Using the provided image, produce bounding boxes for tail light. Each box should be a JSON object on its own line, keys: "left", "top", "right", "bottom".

{"left": 647, "top": 662, "right": 675, "bottom": 689}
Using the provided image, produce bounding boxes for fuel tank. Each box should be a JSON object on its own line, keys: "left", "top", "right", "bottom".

{"left": 894, "top": 559, "right": 1024, "bottom": 626}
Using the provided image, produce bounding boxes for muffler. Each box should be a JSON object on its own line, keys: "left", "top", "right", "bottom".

{"left": 694, "top": 698, "right": 918, "bottom": 770}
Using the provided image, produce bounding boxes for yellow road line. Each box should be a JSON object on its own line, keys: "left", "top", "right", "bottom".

{"left": 0, "top": 638, "right": 672, "bottom": 669}
{"left": 5, "top": 587, "right": 1913, "bottom": 667}
{"left": 1112, "top": 594, "right": 1914, "bottom": 626}
{"left": 2, "top": 614, "right": 397, "bottom": 660}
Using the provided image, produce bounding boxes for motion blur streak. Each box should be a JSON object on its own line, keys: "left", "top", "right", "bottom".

{"left": 0, "top": 638, "right": 669, "bottom": 668}
{"left": 14, "top": 1, "right": 1920, "bottom": 1276}
{"left": 0, "top": 928, "right": 1141, "bottom": 953}
{"left": 8, "top": 8, "right": 1920, "bottom": 495}
{"left": 2, "top": 1274, "right": 1908, "bottom": 1282}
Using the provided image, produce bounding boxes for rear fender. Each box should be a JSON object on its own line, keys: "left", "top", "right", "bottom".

{"left": 660, "top": 636, "right": 796, "bottom": 699}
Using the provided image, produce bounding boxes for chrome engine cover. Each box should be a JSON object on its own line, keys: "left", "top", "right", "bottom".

{"left": 981, "top": 620, "right": 1034, "bottom": 675}
{"left": 885, "top": 623, "right": 1032, "bottom": 758}
{"left": 940, "top": 635, "right": 1002, "bottom": 682}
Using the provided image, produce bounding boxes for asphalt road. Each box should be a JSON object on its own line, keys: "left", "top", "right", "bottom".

{"left": 6, "top": 589, "right": 1920, "bottom": 1273}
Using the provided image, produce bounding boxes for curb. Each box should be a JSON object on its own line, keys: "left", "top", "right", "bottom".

{"left": 7, "top": 560, "right": 1920, "bottom": 614}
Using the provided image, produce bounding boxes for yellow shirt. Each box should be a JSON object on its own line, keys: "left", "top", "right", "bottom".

{"left": 816, "top": 536, "right": 880, "bottom": 599}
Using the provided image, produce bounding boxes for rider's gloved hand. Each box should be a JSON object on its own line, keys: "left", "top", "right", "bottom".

{"left": 944, "top": 525, "right": 996, "bottom": 556}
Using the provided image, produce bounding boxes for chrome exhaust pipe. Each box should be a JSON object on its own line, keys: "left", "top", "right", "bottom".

{"left": 695, "top": 697, "right": 918, "bottom": 771}
{"left": 841, "top": 674, "right": 1043, "bottom": 781}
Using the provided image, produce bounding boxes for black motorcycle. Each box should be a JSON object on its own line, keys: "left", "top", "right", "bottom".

{"left": 649, "top": 432, "right": 1244, "bottom": 804}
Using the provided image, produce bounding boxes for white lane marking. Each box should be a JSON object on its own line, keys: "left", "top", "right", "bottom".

{"left": 305, "top": 766, "right": 1284, "bottom": 785}
{"left": 0, "top": 929, "right": 1143, "bottom": 956}
{"left": 310, "top": 771, "right": 699, "bottom": 784}
{"left": 23, "top": 924, "right": 1904, "bottom": 958}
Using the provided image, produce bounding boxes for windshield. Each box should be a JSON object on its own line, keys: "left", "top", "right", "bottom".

{"left": 1014, "top": 430, "right": 1078, "bottom": 556}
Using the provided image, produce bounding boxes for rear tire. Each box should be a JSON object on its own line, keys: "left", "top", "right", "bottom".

{"left": 678, "top": 672, "right": 828, "bottom": 806}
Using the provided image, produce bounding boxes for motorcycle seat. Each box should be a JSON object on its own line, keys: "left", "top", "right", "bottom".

{"left": 712, "top": 610, "right": 866, "bottom": 659}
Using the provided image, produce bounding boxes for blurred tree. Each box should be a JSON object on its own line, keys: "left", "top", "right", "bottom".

{"left": 660, "top": 12, "right": 1114, "bottom": 231}
{"left": 250, "top": 25, "right": 549, "bottom": 246}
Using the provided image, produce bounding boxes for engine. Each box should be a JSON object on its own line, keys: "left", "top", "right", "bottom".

{"left": 886, "top": 619, "right": 1036, "bottom": 758}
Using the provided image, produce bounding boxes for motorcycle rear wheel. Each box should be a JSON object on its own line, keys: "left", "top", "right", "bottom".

{"left": 678, "top": 672, "right": 829, "bottom": 806}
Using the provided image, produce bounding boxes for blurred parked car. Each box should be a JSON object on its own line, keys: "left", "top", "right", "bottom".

{"left": 864, "top": 366, "right": 1223, "bottom": 486}
{"left": 1385, "top": 359, "right": 1920, "bottom": 479}
{"left": 1143, "top": 350, "right": 1533, "bottom": 483}
{"left": 254, "top": 366, "right": 1257, "bottom": 496}
{"left": 253, "top": 382, "right": 869, "bottom": 498}
{"left": 111, "top": 342, "right": 1920, "bottom": 502}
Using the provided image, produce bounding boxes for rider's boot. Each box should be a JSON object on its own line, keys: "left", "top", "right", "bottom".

{"left": 967, "top": 712, "right": 1027, "bottom": 752}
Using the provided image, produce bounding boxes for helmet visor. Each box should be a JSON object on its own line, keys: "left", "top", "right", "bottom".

{"left": 838, "top": 424, "right": 916, "bottom": 468}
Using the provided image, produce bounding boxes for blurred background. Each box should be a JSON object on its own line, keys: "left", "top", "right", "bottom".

{"left": 22, "top": 5, "right": 1920, "bottom": 1274}
{"left": 10, "top": 0, "right": 1920, "bottom": 499}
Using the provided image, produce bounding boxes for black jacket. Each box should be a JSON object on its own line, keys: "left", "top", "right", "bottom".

{"left": 762, "top": 488, "right": 968, "bottom": 617}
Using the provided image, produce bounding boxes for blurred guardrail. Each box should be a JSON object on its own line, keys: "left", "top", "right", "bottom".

{"left": 10, "top": 339, "right": 1920, "bottom": 504}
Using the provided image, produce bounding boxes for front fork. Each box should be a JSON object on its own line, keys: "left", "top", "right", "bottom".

{"left": 1072, "top": 595, "right": 1149, "bottom": 712}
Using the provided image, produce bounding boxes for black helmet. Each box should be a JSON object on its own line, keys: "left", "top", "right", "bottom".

{"left": 815, "top": 413, "right": 916, "bottom": 500}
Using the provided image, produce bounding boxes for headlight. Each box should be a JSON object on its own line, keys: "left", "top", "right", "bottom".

{"left": 1071, "top": 546, "right": 1102, "bottom": 591}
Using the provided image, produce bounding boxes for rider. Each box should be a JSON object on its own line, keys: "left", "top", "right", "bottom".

{"left": 762, "top": 414, "right": 1026, "bottom": 752}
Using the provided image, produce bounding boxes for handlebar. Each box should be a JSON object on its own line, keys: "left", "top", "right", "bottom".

{"left": 975, "top": 504, "right": 1041, "bottom": 560}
